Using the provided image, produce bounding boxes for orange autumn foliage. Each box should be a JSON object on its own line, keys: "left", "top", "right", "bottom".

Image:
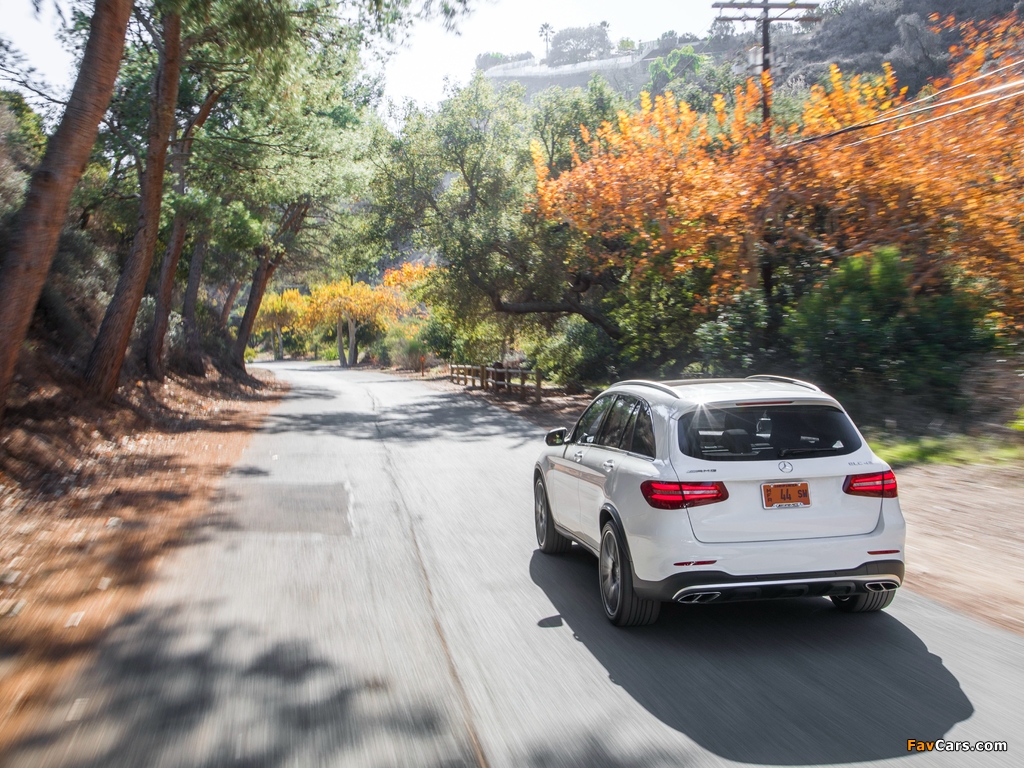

{"left": 303, "top": 264, "right": 434, "bottom": 332}
{"left": 303, "top": 280, "right": 404, "bottom": 331}
{"left": 382, "top": 261, "right": 433, "bottom": 290}
{"left": 535, "top": 14, "right": 1024, "bottom": 324}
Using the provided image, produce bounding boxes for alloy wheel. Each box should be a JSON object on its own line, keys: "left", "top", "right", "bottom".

{"left": 534, "top": 481, "right": 548, "bottom": 547}
{"left": 600, "top": 528, "right": 621, "bottom": 616}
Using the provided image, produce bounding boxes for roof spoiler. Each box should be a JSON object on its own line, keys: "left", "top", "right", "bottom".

{"left": 745, "top": 375, "right": 821, "bottom": 392}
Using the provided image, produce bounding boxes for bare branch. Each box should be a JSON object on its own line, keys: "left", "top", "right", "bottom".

{"left": 102, "top": 116, "right": 145, "bottom": 184}
{"left": 133, "top": 6, "right": 165, "bottom": 56}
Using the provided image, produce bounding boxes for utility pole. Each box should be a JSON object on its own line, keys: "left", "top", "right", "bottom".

{"left": 712, "top": 1, "right": 822, "bottom": 124}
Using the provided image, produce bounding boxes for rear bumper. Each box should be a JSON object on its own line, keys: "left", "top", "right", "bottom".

{"left": 626, "top": 497, "right": 906, "bottom": 583}
{"left": 632, "top": 560, "right": 905, "bottom": 603}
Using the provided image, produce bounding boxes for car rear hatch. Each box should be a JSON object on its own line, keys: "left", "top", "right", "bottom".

{"left": 675, "top": 401, "right": 882, "bottom": 544}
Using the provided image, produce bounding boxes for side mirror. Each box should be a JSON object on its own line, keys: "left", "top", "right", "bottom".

{"left": 545, "top": 427, "right": 567, "bottom": 446}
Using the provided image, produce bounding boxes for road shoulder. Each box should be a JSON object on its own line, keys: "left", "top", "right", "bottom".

{"left": 0, "top": 368, "right": 285, "bottom": 752}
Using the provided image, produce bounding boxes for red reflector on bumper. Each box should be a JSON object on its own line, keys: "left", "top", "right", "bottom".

{"left": 868, "top": 550, "right": 901, "bottom": 555}
{"left": 674, "top": 560, "right": 718, "bottom": 567}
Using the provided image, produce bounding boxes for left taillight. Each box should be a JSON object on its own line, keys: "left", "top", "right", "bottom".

{"left": 641, "top": 481, "right": 729, "bottom": 509}
{"left": 843, "top": 470, "right": 898, "bottom": 498}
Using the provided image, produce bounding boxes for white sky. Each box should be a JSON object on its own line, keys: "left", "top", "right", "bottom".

{"left": 4, "top": 0, "right": 722, "bottom": 109}
{"left": 382, "top": 0, "right": 721, "bottom": 107}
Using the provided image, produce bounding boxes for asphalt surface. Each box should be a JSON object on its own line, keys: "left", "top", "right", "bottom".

{"left": 9, "top": 364, "right": 1023, "bottom": 767}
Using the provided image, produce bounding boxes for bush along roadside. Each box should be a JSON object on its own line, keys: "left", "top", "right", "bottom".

{"left": 784, "top": 248, "right": 996, "bottom": 407}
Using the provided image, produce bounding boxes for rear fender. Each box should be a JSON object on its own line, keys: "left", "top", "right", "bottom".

{"left": 599, "top": 503, "right": 639, "bottom": 580}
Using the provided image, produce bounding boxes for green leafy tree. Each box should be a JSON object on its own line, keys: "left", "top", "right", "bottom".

{"left": 0, "top": 91, "right": 46, "bottom": 164}
{"left": 371, "top": 73, "right": 621, "bottom": 342}
{"left": 547, "top": 25, "right": 612, "bottom": 66}
{"left": 531, "top": 75, "right": 624, "bottom": 176}
{"left": 86, "top": 0, "right": 346, "bottom": 395}
{"left": 646, "top": 45, "right": 703, "bottom": 95}
{"left": 644, "top": 46, "right": 742, "bottom": 112}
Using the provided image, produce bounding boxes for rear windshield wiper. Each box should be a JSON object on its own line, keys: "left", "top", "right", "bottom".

{"left": 778, "top": 446, "right": 840, "bottom": 457}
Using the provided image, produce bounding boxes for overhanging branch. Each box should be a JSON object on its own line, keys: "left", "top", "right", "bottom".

{"left": 464, "top": 267, "right": 622, "bottom": 339}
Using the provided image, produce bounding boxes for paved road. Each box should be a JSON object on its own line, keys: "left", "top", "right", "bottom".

{"left": 10, "top": 364, "right": 1023, "bottom": 767}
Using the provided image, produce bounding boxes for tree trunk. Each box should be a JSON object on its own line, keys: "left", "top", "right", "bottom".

{"left": 146, "top": 201, "right": 188, "bottom": 380}
{"left": 347, "top": 317, "right": 358, "bottom": 367}
{"left": 232, "top": 248, "right": 276, "bottom": 369}
{"left": 181, "top": 236, "right": 206, "bottom": 376}
{"left": 85, "top": 12, "right": 182, "bottom": 399}
{"left": 230, "top": 201, "right": 309, "bottom": 371}
{"left": 218, "top": 280, "right": 241, "bottom": 331}
{"left": 0, "top": 0, "right": 132, "bottom": 420}
{"left": 337, "top": 317, "right": 346, "bottom": 367}
{"left": 145, "top": 88, "right": 223, "bottom": 379}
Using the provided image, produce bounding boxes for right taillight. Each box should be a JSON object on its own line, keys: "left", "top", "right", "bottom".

{"left": 641, "top": 481, "right": 729, "bottom": 509}
{"left": 843, "top": 470, "right": 898, "bottom": 498}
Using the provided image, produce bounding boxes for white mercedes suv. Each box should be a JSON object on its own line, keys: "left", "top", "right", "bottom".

{"left": 533, "top": 376, "right": 905, "bottom": 626}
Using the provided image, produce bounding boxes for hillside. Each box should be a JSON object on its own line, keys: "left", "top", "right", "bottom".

{"left": 483, "top": 0, "right": 1022, "bottom": 101}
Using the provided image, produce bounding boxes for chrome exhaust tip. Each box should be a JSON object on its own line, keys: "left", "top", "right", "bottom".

{"left": 866, "top": 581, "right": 899, "bottom": 592}
{"left": 677, "top": 591, "right": 721, "bottom": 604}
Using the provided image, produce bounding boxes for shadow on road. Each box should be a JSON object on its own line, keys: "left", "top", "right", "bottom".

{"left": 6, "top": 603, "right": 475, "bottom": 768}
{"left": 263, "top": 386, "right": 540, "bottom": 447}
{"left": 530, "top": 548, "right": 973, "bottom": 765}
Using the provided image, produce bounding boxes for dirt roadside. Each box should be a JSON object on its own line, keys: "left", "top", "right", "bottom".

{"left": 407, "top": 369, "right": 1024, "bottom": 636}
{"left": 897, "top": 463, "right": 1024, "bottom": 636}
{"left": 0, "top": 363, "right": 285, "bottom": 751}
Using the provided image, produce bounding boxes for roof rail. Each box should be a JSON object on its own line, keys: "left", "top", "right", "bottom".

{"left": 745, "top": 375, "right": 821, "bottom": 392}
{"left": 662, "top": 378, "right": 747, "bottom": 386}
{"left": 610, "top": 380, "right": 681, "bottom": 399}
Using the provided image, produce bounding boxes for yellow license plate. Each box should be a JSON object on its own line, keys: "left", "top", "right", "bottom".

{"left": 762, "top": 482, "right": 810, "bottom": 509}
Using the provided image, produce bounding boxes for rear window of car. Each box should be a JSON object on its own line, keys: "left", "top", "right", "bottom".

{"left": 630, "top": 402, "right": 656, "bottom": 458}
{"left": 678, "top": 404, "right": 862, "bottom": 461}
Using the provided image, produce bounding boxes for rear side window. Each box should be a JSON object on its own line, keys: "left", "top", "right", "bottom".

{"left": 573, "top": 396, "right": 614, "bottom": 444}
{"left": 598, "top": 395, "right": 636, "bottom": 448}
{"left": 630, "top": 403, "right": 656, "bottom": 458}
{"left": 678, "top": 405, "right": 862, "bottom": 461}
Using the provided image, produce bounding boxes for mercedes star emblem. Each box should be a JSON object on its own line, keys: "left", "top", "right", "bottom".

{"left": 778, "top": 461, "right": 794, "bottom": 473}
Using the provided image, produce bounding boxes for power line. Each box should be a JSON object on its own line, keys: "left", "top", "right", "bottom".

{"left": 838, "top": 87, "right": 1024, "bottom": 148}
{"left": 784, "top": 72, "right": 1024, "bottom": 146}
{"left": 800, "top": 56, "right": 1024, "bottom": 141}
{"left": 866, "top": 56, "right": 1024, "bottom": 121}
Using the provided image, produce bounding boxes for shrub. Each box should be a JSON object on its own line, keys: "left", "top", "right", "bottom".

{"left": 421, "top": 316, "right": 458, "bottom": 361}
{"left": 383, "top": 318, "right": 429, "bottom": 368}
{"left": 526, "top": 315, "right": 619, "bottom": 384}
{"left": 694, "top": 290, "right": 772, "bottom": 374}
{"left": 783, "top": 248, "right": 995, "bottom": 404}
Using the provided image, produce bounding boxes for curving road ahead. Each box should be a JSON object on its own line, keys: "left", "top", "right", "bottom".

{"left": 10, "top": 364, "right": 1023, "bottom": 767}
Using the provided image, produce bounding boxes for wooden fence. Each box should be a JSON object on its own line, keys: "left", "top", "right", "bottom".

{"left": 449, "top": 363, "right": 543, "bottom": 403}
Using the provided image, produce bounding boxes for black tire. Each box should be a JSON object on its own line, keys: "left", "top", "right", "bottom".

{"left": 535, "top": 477, "right": 572, "bottom": 554}
{"left": 831, "top": 589, "right": 897, "bottom": 613}
{"left": 599, "top": 521, "right": 661, "bottom": 626}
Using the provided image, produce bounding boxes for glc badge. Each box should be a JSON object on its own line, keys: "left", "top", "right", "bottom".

{"left": 778, "top": 461, "right": 794, "bottom": 473}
